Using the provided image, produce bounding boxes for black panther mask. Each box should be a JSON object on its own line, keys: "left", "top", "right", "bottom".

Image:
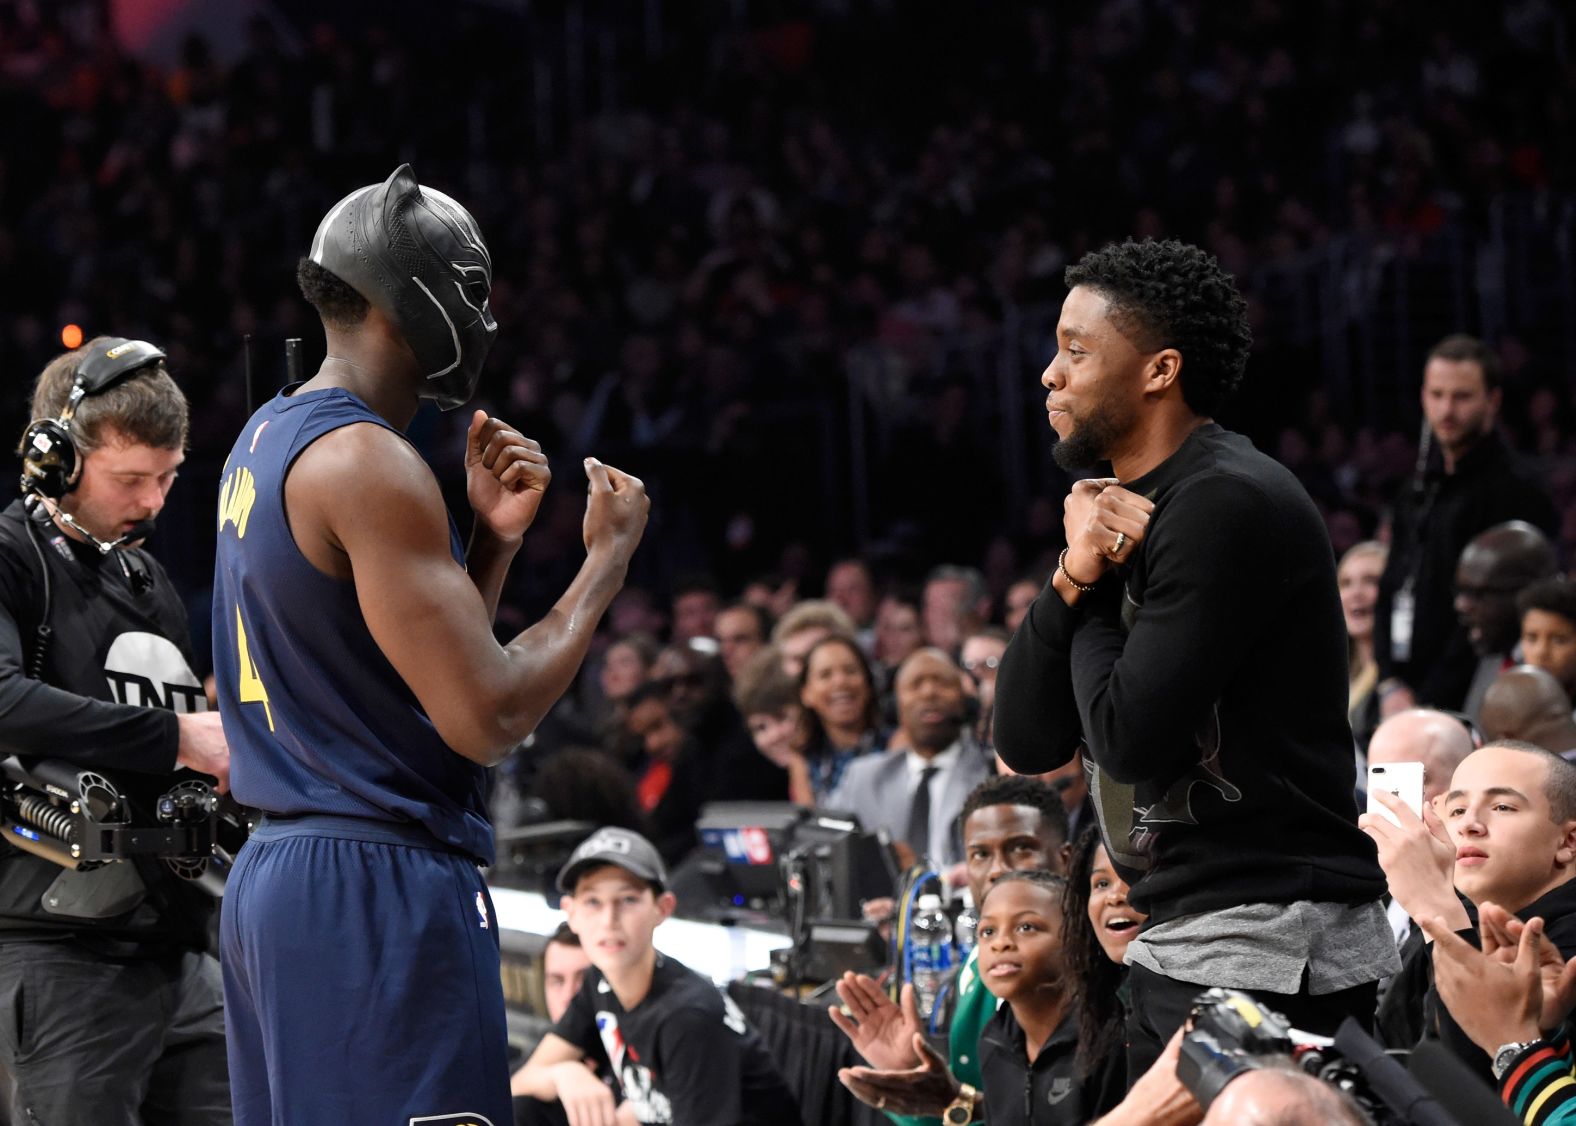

{"left": 308, "top": 164, "right": 497, "bottom": 409}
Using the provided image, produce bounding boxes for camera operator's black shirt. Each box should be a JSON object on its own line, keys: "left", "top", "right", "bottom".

{"left": 551, "top": 953, "right": 800, "bottom": 1125}
{"left": 977, "top": 1004, "right": 1084, "bottom": 1126}
{"left": 996, "top": 424, "right": 1386, "bottom": 925}
{"left": 0, "top": 499, "right": 211, "bottom": 950}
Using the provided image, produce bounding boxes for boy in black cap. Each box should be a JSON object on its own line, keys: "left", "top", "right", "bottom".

{"left": 513, "top": 827, "right": 802, "bottom": 1125}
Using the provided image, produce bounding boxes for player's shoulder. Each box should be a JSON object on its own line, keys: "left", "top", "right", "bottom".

{"left": 289, "top": 419, "right": 438, "bottom": 507}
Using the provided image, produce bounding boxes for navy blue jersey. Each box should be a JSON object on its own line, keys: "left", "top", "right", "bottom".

{"left": 212, "top": 386, "right": 493, "bottom": 863}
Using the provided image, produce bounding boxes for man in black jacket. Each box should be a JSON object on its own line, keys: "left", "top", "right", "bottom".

{"left": 1373, "top": 334, "right": 1556, "bottom": 715}
{"left": 995, "top": 239, "right": 1396, "bottom": 1085}
{"left": 0, "top": 338, "right": 231, "bottom": 1124}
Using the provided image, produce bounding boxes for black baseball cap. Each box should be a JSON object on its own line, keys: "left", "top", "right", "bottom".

{"left": 556, "top": 827, "right": 669, "bottom": 894}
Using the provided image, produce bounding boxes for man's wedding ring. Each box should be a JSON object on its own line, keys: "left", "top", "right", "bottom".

{"left": 1114, "top": 532, "right": 1127, "bottom": 555}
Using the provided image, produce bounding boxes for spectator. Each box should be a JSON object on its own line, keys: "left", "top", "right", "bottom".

{"left": 875, "top": 592, "right": 926, "bottom": 674}
{"left": 998, "top": 748, "right": 1098, "bottom": 844}
{"left": 527, "top": 747, "right": 647, "bottom": 836}
{"left": 1198, "top": 1065, "right": 1370, "bottom": 1125}
{"left": 1003, "top": 574, "right": 1046, "bottom": 635}
{"left": 826, "top": 557, "right": 878, "bottom": 634}
{"left": 1365, "top": 707, "right": 1476, "bottom": 1048}
{"left": 829, "top": 648, "right": 992, "bottom": 869}
{"left": 670, "top": 576, "right": 722, "bottom": 646}
{"left": 515, "top": 828, "right": 800, "bottom": 1124}
{"left": 511, "top": 924, "right": 604, "bottom": 1125}
{"left": 798, "top": 633, "right": 885, "bottom": 806}
{"left": 771, "top": 599, "right": 856, "bottom": 680}
{"left": 1339, "top": 540, "right": 1388, "bottom": 750}
{"left": 715, "top": 600, "right": 771, "bottom": 682}
{"left": 921, "top": 565, "right": 991, "bottom": 657}
{"left": 1519, "top": 578, "right": 1576, "bottom": 700}
{"left": 1362, "top": 740, "right": 1576, "bottom": 1081}
{"left": 838, "top": 871, "right": 1088, "bottom": 1125}
{"left": 829, "top": 774, "right": 1068, "bottom": 1126}
{"left": 1455, "top": 521, "right": 1559, "bottom": 719}
{"left": 960, "top": 626, "right": 1009, "bottom": 751}
{"left": 1480, "top": 666, "right": 1576, "bottom": 755}
{"left": 597, "top": 631, "right": 659, "bottom": 723}
{"left": 1375, "top": 335, "right": 1557, "bottom": 715}
{"left": 1422, "top": 905, "right": 1576, "bottom": 1123}
{"left": 732, "top": 647, "right": 808, "bottom": 803}
{"left": 1063, "top": 827, "right": 1149, "bottom": 1116}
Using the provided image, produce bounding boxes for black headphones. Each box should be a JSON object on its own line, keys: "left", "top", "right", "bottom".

{"left": 17, "top": 337, "right": 167, "bottom": 500}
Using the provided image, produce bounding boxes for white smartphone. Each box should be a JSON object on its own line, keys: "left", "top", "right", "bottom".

{"left": 1366, "top": 761, "right": 1425, "bottom": 827}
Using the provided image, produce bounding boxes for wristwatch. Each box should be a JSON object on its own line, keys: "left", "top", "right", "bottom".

{"left": 943, "top": 1083, "right": 978, "bottom": 1125}
{"left": 1493, "top": 1039, "right": 1541, "bottom": 1081}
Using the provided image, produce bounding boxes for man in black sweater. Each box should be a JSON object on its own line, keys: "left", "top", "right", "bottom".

{"left": 995, "top": 239, "right": 1396, "bottom": 1085}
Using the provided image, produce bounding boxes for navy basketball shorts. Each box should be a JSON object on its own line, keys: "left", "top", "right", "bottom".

{"left": 221, "top": 815, "right": 511, "bottom": 1126}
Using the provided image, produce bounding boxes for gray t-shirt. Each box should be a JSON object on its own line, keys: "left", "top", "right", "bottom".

{"left": 1125, "top": 899, "right": 1401, "bottom": 994}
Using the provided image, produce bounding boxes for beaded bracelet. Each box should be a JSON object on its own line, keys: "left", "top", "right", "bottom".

{"left": 1058, "top": 547, "right": 1098, "bottom": 594}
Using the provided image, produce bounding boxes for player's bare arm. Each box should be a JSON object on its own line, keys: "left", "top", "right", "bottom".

{"left": 463, "top": 409, "right": 550, "bottom": 621}
{"left": 286, "top": 421, "right": 647, "bottom": 766}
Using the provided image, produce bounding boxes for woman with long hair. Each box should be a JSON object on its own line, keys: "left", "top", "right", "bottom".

{"left": 797, "top": 633, "right": 884, "bottom": 804}
{"left": 1338, "top": 540, "right": 1387, "bottom": 749}
{"left": 1062, "top": 826, "right": 1148, "bottom": 1115}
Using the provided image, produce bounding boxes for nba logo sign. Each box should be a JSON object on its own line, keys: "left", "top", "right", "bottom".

{"left": 474, "top": 891, "right": 489, "bottom": 929}
{"left": 740, "top": 827, "right": 773, "bottom": 865}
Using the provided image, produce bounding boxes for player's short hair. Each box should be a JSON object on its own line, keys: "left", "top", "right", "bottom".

{"left": 547, "top": 920, "right": 581, "bottom": 949}
{"left": 297, "top": 256, "right": 370, "bottom": 328}
{"left": 1064, "top": 239, "right": 1252, "bottom": 417}
{"left": 31, "top": 337, "right": 188, "bottom": 454}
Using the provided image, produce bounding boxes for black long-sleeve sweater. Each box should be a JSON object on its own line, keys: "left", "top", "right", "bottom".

{"left": 995, "top": 424, "right": 1386, "bottom": 924}
{"left": 0, "top": 500, "right": 211, "bottom": 947}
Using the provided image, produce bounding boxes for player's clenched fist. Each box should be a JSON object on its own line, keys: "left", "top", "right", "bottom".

{"left": 464, "top": 410, "right": 551, "bottom": 540}
{"left": 582, "top": 457, "right": 649, "bottom": 565}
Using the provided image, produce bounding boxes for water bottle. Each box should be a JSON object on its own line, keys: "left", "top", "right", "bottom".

{"left": 953, "top": 888, "right": 978, "bottom": 955}
{"left": 909, "top": 893, "right": 955, "bottom": 1021}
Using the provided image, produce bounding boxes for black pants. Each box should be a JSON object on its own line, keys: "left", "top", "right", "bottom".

{"left": 1125, "top": 962, "right": 1378, "bottom": 1088}
{"left": 0, "top": 941, "right": 230, "bottom": 1126}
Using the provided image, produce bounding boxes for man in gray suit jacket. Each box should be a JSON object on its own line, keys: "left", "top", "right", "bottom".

{"left": 828, "top": 648, "right": 994, "bottom": 869}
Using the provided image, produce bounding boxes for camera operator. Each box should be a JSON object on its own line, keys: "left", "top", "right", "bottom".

{"left": 0, "top": 338, "right": 230, "bottom": 1124}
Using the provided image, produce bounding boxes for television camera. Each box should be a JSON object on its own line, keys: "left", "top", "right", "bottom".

{"left": 0, "top": 753, "right": 245, "bottom": 896}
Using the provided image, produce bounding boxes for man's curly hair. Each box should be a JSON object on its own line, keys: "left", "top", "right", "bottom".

{"left": 1063, "top": 239, "right": 1252, "bottom": 417}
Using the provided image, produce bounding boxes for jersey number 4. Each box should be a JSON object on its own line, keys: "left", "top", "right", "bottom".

{"left": 235, "top": 606, "right": 275, "bottom": 731}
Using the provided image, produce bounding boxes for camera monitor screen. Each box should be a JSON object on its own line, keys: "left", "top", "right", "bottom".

{"left": 695, "top": 801, "right": 807, "bottom": 910}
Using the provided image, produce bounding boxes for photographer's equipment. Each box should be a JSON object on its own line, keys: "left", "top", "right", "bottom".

{"left": 0, "top": 754, "right": 238, "bottom": 895}
{"left": 696, "top": 801, "right": 806, "bottom": 912}
{"left": 1178, "top": 988, "right": 1295, "bottom": 1107}
{"left": 696, "top": 802, "right": 898, "bottom": 919}
{"left": 1180, "top": 989, "right": 1467, "bottom": 1125}
{"left": 695, "top": 802, "right": 898, "bottom": 986}
{"left": 1407, "top": 1039, "right": 1517, "bottom": 1126}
